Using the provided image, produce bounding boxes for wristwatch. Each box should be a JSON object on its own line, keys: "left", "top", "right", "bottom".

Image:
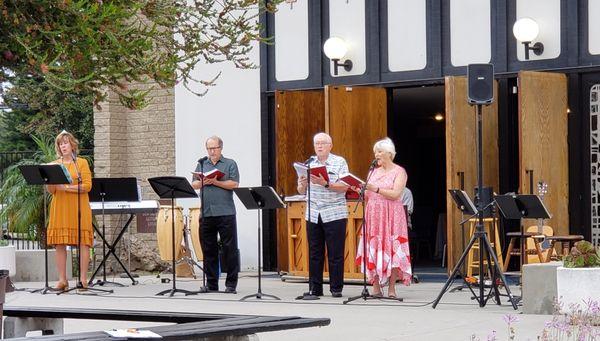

{"left": 324, "top": 181, "right": 330, "bottom": 188}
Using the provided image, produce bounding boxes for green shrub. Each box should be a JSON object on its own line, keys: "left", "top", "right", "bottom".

{"left": 563, "top": 241, "right": 600, "bottom": 268}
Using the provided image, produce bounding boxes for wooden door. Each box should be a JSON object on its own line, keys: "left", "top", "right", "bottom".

{"left": 326, "top": 85, "right": 387, "bottom": 275}
{"left": 275, "top": 90, "right": 325, "bottom": 272}
{"left": 518, "top": 71, "right": 568, "bottom": 235}
{"left": 326, "top": 85, "right": 388, "bottom": 179}
{"left": 445, "top": 76, "right": 499, "bottom": 274}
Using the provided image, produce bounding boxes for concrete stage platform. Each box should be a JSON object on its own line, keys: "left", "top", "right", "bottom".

{"left": 4, "top": 270, "right": 552, "bottom": 340}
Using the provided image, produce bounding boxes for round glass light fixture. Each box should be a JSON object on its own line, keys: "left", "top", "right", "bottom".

{"left": 323, "top": 37, "right": 348, "bottom": 60}
{"left": 434, "top": 114, "right": 444, "bottom": 121}
{"left": 512, "top": 17, "right": 539, "bottom": 42}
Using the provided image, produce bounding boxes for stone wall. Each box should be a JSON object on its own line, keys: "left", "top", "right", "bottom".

{"left": 93, "top": 83, "right": 175, "bottom": 273}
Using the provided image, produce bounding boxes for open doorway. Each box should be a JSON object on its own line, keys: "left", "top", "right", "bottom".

{"left": 388, "top": 86, "right": 446, "bottom": 268}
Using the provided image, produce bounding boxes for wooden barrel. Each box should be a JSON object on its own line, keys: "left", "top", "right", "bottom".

{"left": 156, "top": 205, "right": 184, "bottom": 261}
{"left": 189, "top": 207, "right": 203, "bottom": 260}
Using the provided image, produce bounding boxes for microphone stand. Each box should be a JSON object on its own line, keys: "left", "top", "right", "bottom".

{"left": 297, "top": 157, "right": 319, "bottom": 300}
{"left": 60, "top": 154, "right": 112, "bottom": 295}
{"left": 345, "top": 161, "right": 403, "bottom": 304}
{"left": 197, "top": 158, "right": 207, "bottom": 291}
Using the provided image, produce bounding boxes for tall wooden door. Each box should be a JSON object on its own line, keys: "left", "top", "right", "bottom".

{"left": 326, "top": 85, "right": 387, "bottom": 272}
{"left": 327, "top": 85, "right": 388, "bottom": 178}
{"left": 275, "top": 90, "right": 325, "bottom": 272}
{"left": 445, "top": 76, "right": 499, "bottom": 273}
{"left": 518, "top": 71, "right": 568, "bottom": 235}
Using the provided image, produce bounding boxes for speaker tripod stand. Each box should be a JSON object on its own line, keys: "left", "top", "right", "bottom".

{"left": 432, "top": 102, "right": 517, "bottom": 310}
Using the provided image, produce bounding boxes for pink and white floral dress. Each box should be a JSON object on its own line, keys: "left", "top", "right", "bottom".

{"left": 356, "top": 164, "right": 412, "bottom": 285}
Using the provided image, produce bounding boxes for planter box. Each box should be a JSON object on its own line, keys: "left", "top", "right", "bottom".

{"left": 556, "top": 266, "right": 600, "bottom": 313}
{"left": 522, "top": 261, "right": 562, "bottom": 315}
{"left": 15, "top": 249, "right": 73, "bottom": 282}
{"left": 0, "top": 246, "right": 16, "bottom": 278}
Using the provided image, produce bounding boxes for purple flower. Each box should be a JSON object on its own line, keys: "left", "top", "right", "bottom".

{"left": 503, "top": 314, "right": 519, "bottom": 325}
{"left": 486, "top": 330, "right": 497, "bottom": 341}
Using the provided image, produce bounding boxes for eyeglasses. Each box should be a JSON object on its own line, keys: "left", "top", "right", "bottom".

{"left": 314, "top": 142, "right": 331, "bottom": 146}
{"left": 206, "top": 146, "right": 222, "bottom": 151}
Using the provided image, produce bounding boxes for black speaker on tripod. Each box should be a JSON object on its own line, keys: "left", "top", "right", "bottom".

{"left": 468, "top": 64, "right": 494, "bottom": 104}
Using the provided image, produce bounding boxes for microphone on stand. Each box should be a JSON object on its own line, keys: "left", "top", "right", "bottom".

{"left": 198, "top": 156, "right": 208, "bottom": 163}
{"left": 304, "top": 156, "right": 315, "bottom": 165}
{"left": 369, "top": 159, "right": 378, "bottom": 169}
{"left": 72, "top": 151, "right": 81, "bottom": 182}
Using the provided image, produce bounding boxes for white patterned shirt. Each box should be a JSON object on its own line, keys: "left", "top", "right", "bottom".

{"left": 304, "top": 153, "right": 349, "bottom": 223}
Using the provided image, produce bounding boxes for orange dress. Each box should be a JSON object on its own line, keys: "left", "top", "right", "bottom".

{"left": 47, "top": 157, "right": 94, "bottom": 247}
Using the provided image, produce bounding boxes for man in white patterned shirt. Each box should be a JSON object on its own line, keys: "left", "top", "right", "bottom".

{"left": 297, "top": 132, "right": 349, "bottom": 298}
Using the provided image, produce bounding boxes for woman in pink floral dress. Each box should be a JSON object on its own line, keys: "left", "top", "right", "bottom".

{"left": 355, "top": 138, "right": 412, "bottom": 298}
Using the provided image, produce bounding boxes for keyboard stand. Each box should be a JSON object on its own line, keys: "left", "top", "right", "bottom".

{"left": 90, "top": 214, "right": 139, "bottom": 286}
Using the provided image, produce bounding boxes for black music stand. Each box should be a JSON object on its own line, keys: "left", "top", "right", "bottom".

{"left": 234, "top": 186, "right": 285, "bottom": 301}
{"left": 447, "top": 189, "right": 480, "bottom": 293}
{"left": 148, "top": 176, "right": 198, "bottom": 297}
{"left": 88, "top": 177, "right": 139, "bottom": 287}
{"left": 18, "top": 165, "right": 70, "bottom": 294}
{"left": 495, "top": 194, "right": 551, "bottom": 274}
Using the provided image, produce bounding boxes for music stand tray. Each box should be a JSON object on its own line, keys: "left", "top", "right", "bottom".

{"left": 449, "top": 189, "right": 478, "bottom": 217}
{"left": 148, "top": 176, "right": 198, "bottom": 297}
{"left": 88, "top": 178, "right": 139, "bottom": 287}
{"left": 495, "top": 194, "right": 551, "bottom": 220}
{"left": 233, "top": 186, "right": 285, "bottom": 301}
{"left": 18, "top": 165, "right": 71, "bottom": 294}
{"left": 19, "top": 164, "right": 70, "bottom": 186}
{"left": 495, "top": 194, "right": 551, "bottom": 280}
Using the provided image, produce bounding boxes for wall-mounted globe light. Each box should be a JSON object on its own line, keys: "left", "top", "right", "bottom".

{"left": 513, "top": 17, "right": 544, "bottom": 60}
{"left": 323, "top": 37, "right": 353, "bottom": 75}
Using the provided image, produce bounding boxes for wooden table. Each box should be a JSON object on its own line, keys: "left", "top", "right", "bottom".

{"left": 544, "top": 235, "right": 584, "bottom": 262}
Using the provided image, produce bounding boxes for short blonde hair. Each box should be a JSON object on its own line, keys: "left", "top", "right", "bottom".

{"left": 54, "top": 130, "right": 79, "bottom": 158}
{"left": 373, "top": 137, "right": 396, "bottom": 159}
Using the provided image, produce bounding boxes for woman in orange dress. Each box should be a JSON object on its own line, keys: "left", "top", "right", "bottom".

{"left": 46, "top": 131, "right": 93, "bottom": 290}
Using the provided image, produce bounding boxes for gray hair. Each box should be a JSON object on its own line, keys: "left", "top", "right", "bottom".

{"left": 373, "top": 137, "right": 396, "bottom": 159}
{"left": 206, "top": 136, "right": 223, "bottom": 148}
{"left": 313, "top": 132, "right": 332, "bottom": 144}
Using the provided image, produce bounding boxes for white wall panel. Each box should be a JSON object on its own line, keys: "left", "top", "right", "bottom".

{"left": 275, "top": 2, "right": 310, "bottom": 81}
{"left": 450, "top": 0, "right": 491, "bottom": 66}
{"left": 590, "top": 0, "right": 600, "bottom": 55}
{"left": 388, "top": 0, "right": 427, "bottom": 71}
{"left": 328, "top": 0, "right": 366, "bottom": 76}
{"left": 175, "top": 42, "right": 262, "bottom": 271}
{"left": 516, "top": 0, "right": 561, "bottom": 60}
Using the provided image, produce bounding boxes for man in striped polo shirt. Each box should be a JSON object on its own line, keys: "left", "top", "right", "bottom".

{"left": 297, "top": 132, "right": 349, "bottom": 298}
